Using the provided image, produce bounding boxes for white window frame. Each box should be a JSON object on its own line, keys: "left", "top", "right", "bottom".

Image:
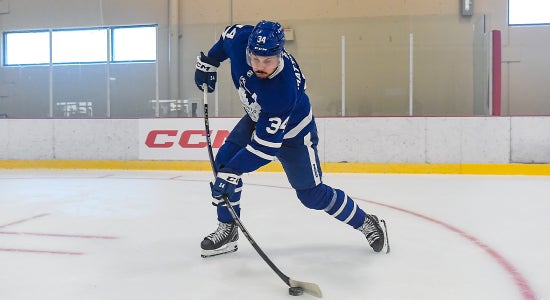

{"left": 3, "top": 25, "right": 158, "bottom": 66}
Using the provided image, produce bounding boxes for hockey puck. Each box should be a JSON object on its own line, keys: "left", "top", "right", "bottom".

{"left": 289, "top": 286, "right": 304, "bottom": 296}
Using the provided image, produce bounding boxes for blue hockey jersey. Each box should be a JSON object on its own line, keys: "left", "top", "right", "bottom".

{"left": 207, "top": 24, "right": 314, "bottom": 174}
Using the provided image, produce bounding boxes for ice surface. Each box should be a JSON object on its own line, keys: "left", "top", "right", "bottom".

{"left": 1, "top": 170, "right": 548, "bottom": 300}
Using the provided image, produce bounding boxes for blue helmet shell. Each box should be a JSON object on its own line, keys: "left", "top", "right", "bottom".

{"left": 247, "top": 20, "right": 285, "bottom": 57}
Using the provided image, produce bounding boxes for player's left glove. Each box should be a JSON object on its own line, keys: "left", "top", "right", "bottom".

{"left": 210, "top": 169, "right": 241, "bottom": 206}
{"left": 195, "top": 52, "right": 220, "bottom": 93}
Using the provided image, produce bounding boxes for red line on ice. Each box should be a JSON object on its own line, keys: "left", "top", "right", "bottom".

{"left": 363, "top": 198, "right": 537, "bottom": 300}
{"left": 0, "top": 248, "right": 83, "bottom": 255}
{"left": 0, "top": 231, "right": 117, "bottom": 239}
{"left": 0, "top": 213, "right": 50, "bottom": 229}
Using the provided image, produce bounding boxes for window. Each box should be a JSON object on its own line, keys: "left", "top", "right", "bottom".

{"left": 52, "top": 28, "right": 108, "bottom": 63}
{"left": 112, "top": 26, "right": 157, "bottom": 61}
{"left": 3, "top": 25, "right": 157, "bottom": 66}
{"left": 509, "top": 0, "right": 550, "bottom": 25}
{"left": 3, "top": 31, "right": 50, "bottom": 65}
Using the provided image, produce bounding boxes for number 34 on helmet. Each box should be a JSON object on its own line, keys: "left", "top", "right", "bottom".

{"left": 247, "top": 20, "right": 286, "bottom": 57}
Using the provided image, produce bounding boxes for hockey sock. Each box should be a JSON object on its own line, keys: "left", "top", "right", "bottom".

{"left": 324, "top": 188, "right": 366, "bottom": 229}
{"left": 296, "top": 184, "right": 366, "bottom": 229}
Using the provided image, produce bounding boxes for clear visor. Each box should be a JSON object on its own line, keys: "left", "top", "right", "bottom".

{"left": 246, "top": 48, "right": 282, "bottom": 67}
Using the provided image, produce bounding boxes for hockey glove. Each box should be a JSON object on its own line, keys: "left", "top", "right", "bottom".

{"left": 210, "top": 169, "right": 241, "bottom": 206}
{"left": 195, "top": 52, "right": 220, "bottom": 93}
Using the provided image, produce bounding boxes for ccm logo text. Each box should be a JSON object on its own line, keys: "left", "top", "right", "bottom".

{"left": 145, "top": 130, "right": 229, "bottom": 148}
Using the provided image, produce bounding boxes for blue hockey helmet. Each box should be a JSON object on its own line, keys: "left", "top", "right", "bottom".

{"left": 247, "top": 20, "right": 285, "bottom": 57}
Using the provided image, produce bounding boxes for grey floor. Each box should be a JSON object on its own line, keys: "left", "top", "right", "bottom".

{"left": 1, "top": 170, "right": 548, "bottom": 300}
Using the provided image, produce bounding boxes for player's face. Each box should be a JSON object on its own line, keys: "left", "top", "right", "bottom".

{"left": 249, "top": 54, "right": 279, "bottom": 79}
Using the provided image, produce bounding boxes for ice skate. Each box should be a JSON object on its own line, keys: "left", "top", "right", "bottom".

{"left": 358, "top": 214, "right": 389, "bottom": 253}
{"left": 201, "top": 221, "right": 239, "bottom": 258}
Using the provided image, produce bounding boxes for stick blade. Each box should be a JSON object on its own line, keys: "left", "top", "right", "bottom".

{"left": 289, "top": 279, "right": 323, "bottom": 298}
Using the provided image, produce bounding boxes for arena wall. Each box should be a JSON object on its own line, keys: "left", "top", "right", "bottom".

{"left": 1, "top": 117, "right": 549, "bottom": 172}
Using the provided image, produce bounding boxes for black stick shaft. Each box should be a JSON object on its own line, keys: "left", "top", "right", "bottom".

{"left": 201, "top": 86, "right": 291, "bottom": 286}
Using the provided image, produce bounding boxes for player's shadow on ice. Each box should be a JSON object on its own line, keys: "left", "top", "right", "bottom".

{"left": 235, "top": 243, "right": 382, "bottom": 284}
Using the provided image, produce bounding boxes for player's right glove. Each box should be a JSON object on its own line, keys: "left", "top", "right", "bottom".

{"left": 195, "top": 52, "right": 220, "bottom": 93}
{"left": 210, "top": 169, "right": 241, "bottom": 206}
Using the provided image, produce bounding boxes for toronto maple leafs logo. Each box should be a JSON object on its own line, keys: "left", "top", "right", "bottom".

{"left": 239, "top": 77, "right": 255, "bottom": 105}
{"left": 238, "top": 76, "right": 261, "bottom": 121}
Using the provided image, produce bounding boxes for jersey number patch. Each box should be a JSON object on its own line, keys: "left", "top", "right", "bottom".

{"left": 266, "top": 117, "right": 289, "bottom": 134}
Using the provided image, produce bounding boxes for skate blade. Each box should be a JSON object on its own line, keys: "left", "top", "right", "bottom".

{"left": 201, "top": 241, "right": 238, "bottom": 258}
{"left": 380, "top": 219, "right": 390, "bottom": 254}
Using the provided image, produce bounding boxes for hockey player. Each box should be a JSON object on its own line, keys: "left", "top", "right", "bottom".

{"left": 195, "top": 20, "right": 388, "bottom": 258}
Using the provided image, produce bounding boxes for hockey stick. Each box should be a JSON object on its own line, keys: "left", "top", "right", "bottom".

{"left": 202, "top": 84, "right": 322, "bottom": 298}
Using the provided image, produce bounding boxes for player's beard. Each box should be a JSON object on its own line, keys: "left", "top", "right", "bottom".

{"left": 254, "top": 70, "right": 268, "bottom": 78}
{"left": 254, "top": 69, "right": 273, "bottom": 79}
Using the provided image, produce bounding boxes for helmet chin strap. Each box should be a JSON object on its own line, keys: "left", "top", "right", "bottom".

{"left": 268, "top": 54, "right": 284, "bottom": 79}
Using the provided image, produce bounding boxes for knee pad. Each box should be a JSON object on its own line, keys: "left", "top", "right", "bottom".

{"left": 296, "top": 184, "right": 334, "bottom": 210}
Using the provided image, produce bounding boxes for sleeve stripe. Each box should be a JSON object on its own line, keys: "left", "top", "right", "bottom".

{"left": 245, "top": 145, "right": 276, "bottom": 161}
{"left": 283, "top": 108, "right": 313, "bottom": 139}
{"left": 253, "top": 131, "right": 282, "bottom": 148}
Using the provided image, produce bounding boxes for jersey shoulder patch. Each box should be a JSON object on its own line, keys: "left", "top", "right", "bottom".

{"left": 222, "top": 24, "right": 253, "bottom": 41}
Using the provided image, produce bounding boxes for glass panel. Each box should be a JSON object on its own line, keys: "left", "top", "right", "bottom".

{"left": 0, "top": 66, "right": 50, "bottom": 117}
{"left": 52, "top": 28, "right": 108, "bottom": 63}
{"left": 52, "top": 64, "right": 108, "bottom": 118}
{"left": 112, "top": 26, "right": 157, "bottom": 61}
{"left": 4, "top": 31, "right": 50, "bottom": 65}
{"left": 109, "top": 63, "right": 157, "bottom": 117}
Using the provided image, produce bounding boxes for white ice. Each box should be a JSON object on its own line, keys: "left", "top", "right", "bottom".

{"left": 0, "top": 170, "right": 548, "bottom": 300}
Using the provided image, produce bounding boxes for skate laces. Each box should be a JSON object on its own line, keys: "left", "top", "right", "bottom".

{"left": 359, "top": 215, "right": 381, "bottom": 244}
{"left": 207, "top": 222, "right": 234, "bottom": 244}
